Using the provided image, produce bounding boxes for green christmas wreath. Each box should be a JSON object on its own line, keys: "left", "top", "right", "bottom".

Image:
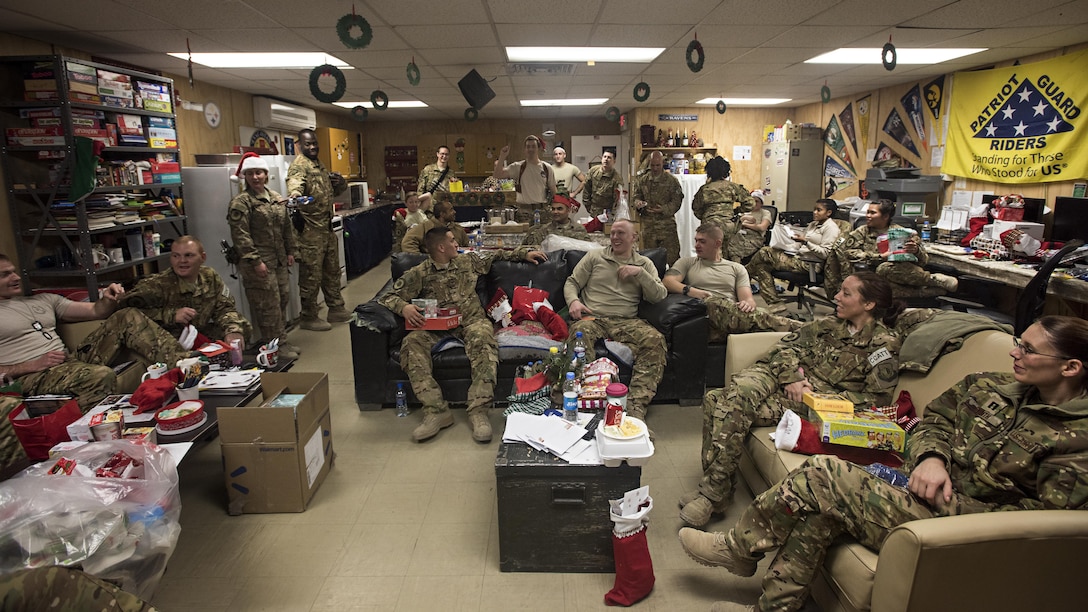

{"left": 351, "top": 105, "right": 368, "bottom": 121}
{"left": 686, "top": 39, "right": 705, "bottom": 73}
{"left": 336, "top": 13, "right": 373, "bottom": 49}
{"left": 370, "top": 90, "right": 389, "bottom": 110}
{"left": 467, "top": 192, "right": 479, "bottom": 205}
{"left": 464, "top": 107, "right": 479, "bottom": 122}
{"left": 479, "top": 193, "right": 492, "bottom": 208}
{"left": 821, "top": 85, "right": 831, "bottom": 104}
{"left": 406, "top": 61, "right": 421, "bottom": 86}
{"left": 716, "top": 100, "right": 727, "bottom": 114}
{"left": 604, "top": 106, "right": 620, "bottom": 122}
{"left": 309, "top": 64, "right": 346, "bottom": 104}
{"left": 633, "top": 81, "right": 651, "bottom": 102}
{"left": 882, "top": 42, "right": 897, "bottom": 71}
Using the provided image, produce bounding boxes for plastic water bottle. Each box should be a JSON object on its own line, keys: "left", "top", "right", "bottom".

{"left": 533, "top": 208, "right": 542, "bottom": 226}
{"left": 562, "top": 372, "right": 579, "bottom": 423}
{"left": 474, "top": 229, "right": 484, "bottom": 249}
{"left": 395, "top": 383, "right": 409, "bottom": 417}
{"left": 921, "top": 219, "right": 932, "bottom": 242}
{"left": 863, "top": 463, "right": 908, "bottom": 488}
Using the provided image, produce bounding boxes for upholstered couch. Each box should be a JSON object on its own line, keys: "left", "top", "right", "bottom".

{"left": 350, "top": 249, "right": 710, "bottom": 410}
{"left": 729, "top": 328, "right": 1088, "bottom": 612}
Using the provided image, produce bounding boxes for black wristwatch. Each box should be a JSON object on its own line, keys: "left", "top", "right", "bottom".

{"left": 682, "top": 284, "right": 692, "bottom": 296}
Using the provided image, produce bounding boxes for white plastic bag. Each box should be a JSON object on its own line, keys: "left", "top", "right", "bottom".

{"left": 770, "top": 224, "right": 800, "bottom": 252}
{"left": 0, "top": 440, "right": 182, "bottom": 600}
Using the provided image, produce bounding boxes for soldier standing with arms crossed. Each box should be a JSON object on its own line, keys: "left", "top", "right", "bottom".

{"left": 287, "top": 129, "right": 349, "bottom": 331}
{"left": 634, "top": 151, "right": 684, "bottom": 265}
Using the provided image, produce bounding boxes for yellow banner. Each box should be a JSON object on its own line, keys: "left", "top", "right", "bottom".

{"left": 942, "top": 50, "right": 1087, "bottom": 183}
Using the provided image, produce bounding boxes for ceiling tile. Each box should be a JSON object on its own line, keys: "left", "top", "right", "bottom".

{"left": 488, "top": 0, "right": 603, "bottom": 24}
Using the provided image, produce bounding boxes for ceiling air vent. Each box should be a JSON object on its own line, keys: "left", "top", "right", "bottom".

{"left": 506, "top": 63, "right": 575, "bottom": 75}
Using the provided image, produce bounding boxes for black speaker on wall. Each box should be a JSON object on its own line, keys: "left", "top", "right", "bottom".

{"left": 458, "top": 69, "right": 495, "bottom": 110}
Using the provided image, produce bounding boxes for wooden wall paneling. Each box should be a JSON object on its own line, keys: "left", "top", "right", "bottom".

{"left": 477, "top": 133, "right": 504, "bottom": 176}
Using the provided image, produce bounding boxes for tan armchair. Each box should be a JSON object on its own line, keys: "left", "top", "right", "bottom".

{"left": 729, "top": 329, "right": 1088, "bottom": 612}
{"left": 56, "top": 321, "right": 144, "bottom": 394}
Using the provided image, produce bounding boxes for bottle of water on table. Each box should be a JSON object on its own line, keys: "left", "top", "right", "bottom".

{"left": 921, "top": 219, "right": 932, "bottom": 242}
{"left": 395, "top": 382, "right": 409, "bottom": 417}
{"left": 562, "top": 372, "right": 579, "bottom": 423}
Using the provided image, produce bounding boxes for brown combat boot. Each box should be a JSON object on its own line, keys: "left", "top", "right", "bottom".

{"left": 678, "top": 488, "right": 701, "bottom": 509}
{"left": 299, "top": 316, "right": 332, "bottom": 331}
{"left": 327, "top": 307, "right": 352, "bottom": 323}
{"left": 469, "top": 412, "right": 492, "bottom": 443}
{"left": 678, "top": 527, "right": 759, "bottom": 576}
{"left": 412, "top": 411, "right": 454, "bottom": 442}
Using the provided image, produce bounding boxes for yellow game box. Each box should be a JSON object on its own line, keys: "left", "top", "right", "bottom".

{"left": 803, "top": 392, "right": 853, "bottom": 415}
{"left": 812, "top": 410, "right": 906, "bottom": 452}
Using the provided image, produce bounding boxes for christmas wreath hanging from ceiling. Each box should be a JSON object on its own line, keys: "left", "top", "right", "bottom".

{"left": 716, "top": 100, "right": 727, "bottom": 114}
{"left": 337, "top": 10, "right": 372, "bottom": 49}
{"left": 309, "top": 64, "right": 346, "bottom": 104}
{"left": 604, "top": 106, "right": 620, "bottom": 122}
{"left": 370, "top": 90, "right": 389, "bottom": 110}
{"left": 406, "top": 60, "right": 421, "bottom": 86}
{"left": 351, "top": 105, "right": 368, "bottom": 121}
{"left": 686, "top": 37, "right": 704, "bottom": 73}
{"left": 633, "top": 81, "right": 651, "bottom": 103}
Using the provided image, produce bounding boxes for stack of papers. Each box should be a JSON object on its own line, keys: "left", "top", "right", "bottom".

{"left": 198, "top": 370, "right": 261, "bottom": 394}
{"left": 502, "top": 412, "right": 603, "bottom": 465}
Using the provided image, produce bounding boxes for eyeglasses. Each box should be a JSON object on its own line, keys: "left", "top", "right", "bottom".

{"left": 32, "top": 320, "right": 53, "bottom": 340}
{"left": 1012, "top": 337, "right": 1071, "bottom": 360}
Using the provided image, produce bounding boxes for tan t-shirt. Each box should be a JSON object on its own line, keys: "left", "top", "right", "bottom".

{"left": 0, "top": 293, "right": 70, "bottom": 365}
{"left": 552, "top": 163, "right": 583, "bottom": 195}
{"left": 503, "top": 160, "right": 557, "bottom": 205}
{"left": 667, "top": 256, "right": 749, "bottom": 302}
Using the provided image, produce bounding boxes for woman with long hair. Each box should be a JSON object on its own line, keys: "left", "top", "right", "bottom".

{"left": 692, "top": 156, "right": 755, "bottom": 261}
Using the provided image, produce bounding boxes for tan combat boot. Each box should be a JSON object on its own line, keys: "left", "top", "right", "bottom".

{"left": 678, "top": 527, "right": 759, "bottom": 576}
{"left": 326, "top": 307, "right": 352, "bottom": 323}
{"left": 299, "top": 316, "right": 332, "bottom": 331}
{"left": 469, "top": 412, "right": 492, "bottom": 443}
{"left": 412, "top": 411, "right": 454, "bottom": 442}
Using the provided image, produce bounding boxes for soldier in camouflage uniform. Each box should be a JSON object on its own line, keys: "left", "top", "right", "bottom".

{"left": 400, "top": 199, "right": 469, "bottom": 253}
{"left": 417, "top": 145, "right": 455, "bottom": 211}
{"left": 120, "top": 236, "right": 251, "bottom": 346}
{"left": 379, "top": 227, "right": 547, "bottom": 443}
{"left": 287, "top": 129, "right": 349, "bottom": 331}
{"left": 633, "top": 151, "right": 683, "bottom": 265}
{"left": 663, "top": 224, "right": 801, "bottom": 342}
{"left": 0, "top": 567, "right": 157, "bottom": 611}
{"left": 582, "top": 150, "right": 622, "bottom": 219}
{"left": 823, "top": 199, "right": 958, "bottom": 298}
{"left": 564, "top": 220, "right": 668, "bottom": 426}
{"left": 523, "top": 197, "right": 589, "bottom": 247}
{"left": 679, "top": 272, "right": 902, "bottom": 528}
{"left": 692, "top": 156, "right": 755, "bottom": 260}
{"left": 227, "top": 154, "right": 299, "bottom": 358}
{"left": 0, "top": 255, "right": 190, "bottom": 410}
{"left": 747, "top": 199, "right": 841, "bottom": 309}
{"left": 680, "top": 315, "right": 1088, "bottom": 612}
{"left": 728, "top": 190, "right": 774, "bottom": 262}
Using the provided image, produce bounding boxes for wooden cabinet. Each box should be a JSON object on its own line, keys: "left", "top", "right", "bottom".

{"left": 476, "top": 134, "right": 505, "bottom": 176}
{"left": 383, "top": 145, "right": 417, "bottom": 193}
{"left": 315, "top": 126, "right": 351, "bottom": 176}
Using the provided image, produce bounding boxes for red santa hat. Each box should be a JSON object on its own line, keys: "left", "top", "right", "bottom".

{"left": 230, "top": 152, "right": 269, "bottom": 183}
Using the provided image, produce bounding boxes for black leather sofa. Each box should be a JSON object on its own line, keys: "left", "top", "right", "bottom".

{"left": 350, "top": 248, "right": 710, "bottom": 410}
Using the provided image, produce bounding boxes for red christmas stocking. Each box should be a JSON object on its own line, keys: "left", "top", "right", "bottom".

{"left": 775, "top": 409, "right": 903, "bottom": 468}
{"left": 605, "top": 528, "right": 655, "bottom": 606}
{"left": 535, "top": 305, "right": 569, "bottom": 341}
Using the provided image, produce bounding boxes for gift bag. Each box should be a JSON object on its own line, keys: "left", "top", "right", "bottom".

{"left": 7, "top": 399, "right": 82, "bottom": 461}
{"left": 770, "top": 224, "right": 799, "bottom": 252}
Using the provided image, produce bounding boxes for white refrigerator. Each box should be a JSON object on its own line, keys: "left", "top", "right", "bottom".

{"left": 181, "top": 155, "right": 300, "bottom": 338}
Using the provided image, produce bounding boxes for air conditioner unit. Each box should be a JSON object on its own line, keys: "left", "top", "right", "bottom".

{"left": 253, "top": 96, "right": 316, "bottom": 132}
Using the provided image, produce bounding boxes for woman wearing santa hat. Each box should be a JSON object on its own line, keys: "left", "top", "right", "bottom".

{"left": 226, "top": 152, "right": 300, "bottom": 359}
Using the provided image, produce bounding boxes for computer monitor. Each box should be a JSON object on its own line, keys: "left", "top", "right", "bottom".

{"left": 1051, "top": 196, "right": 1088, "bottom": 243}
{"left": 982, "top": 195, "right": 1045, "bottom": 223}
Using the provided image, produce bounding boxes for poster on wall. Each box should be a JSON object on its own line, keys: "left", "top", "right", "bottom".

{"left": 900, "top": 85, "right": 928, "bottom": 151}
{"left": 856, "top": 95, "right": 872, "bottom": 152}
{"left": 924, "top": 75, "right": 946, "bottom": 121}
{"left": 824, "top": 115, "right": 857, "bottom": 175}
{"left": 824, "top": 176, "right": 855, "bottom": 197}
{"left": 838, "top": 104, "right": 858, "bottom": 158}
{"left": 942, "top": 49, "right": 1086, "bottom": 183}
{"left": 882, "top": 108, "right": 921, "bottom": 158}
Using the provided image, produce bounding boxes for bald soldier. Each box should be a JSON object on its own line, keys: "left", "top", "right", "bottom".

{"left": 634, "top": 151, "right": 684, "bottom": 264}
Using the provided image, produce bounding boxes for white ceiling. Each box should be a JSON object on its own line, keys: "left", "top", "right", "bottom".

{"left": 2, "top": 0, "right": 1087, "bottom": 122}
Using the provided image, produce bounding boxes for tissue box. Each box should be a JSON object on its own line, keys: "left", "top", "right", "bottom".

{"left": 992, "top": 220, "right": 1044, "bottom": 242}
{"left": 812, "top": 410, "right": 906, "bottom": 452}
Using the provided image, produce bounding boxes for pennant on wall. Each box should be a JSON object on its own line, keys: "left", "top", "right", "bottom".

{"left": 882, "top": 108, "right": 921, "bottom": 158}
{"left": 924, "top": 75, "right": 945, "bottom": 121}
{"left": 824, "top": 155, "right": 853, "bottom": 179}
{"left": 824, "top": 176, "right": 855, "bottom": 197}
{"left": 824, "top": 115, "right": 856, "bottom": 175}
{"left": 943, "top": 49, "right": 1086, "bottom": 183}
{"left": 900, "top": 84, "right": 928, "bottom": 151}
{"left": 874, "top": 141, "right": 915, "bottom": 169}
{"left": 838, "top": 103, "right": 858, "bottom": 158}
{"left": 856, "top": 95, "right": 872, "bottom": 152}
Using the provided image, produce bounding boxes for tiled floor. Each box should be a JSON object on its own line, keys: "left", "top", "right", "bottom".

{"left": 148, "top": 260, "right": 820, "bottom": 612}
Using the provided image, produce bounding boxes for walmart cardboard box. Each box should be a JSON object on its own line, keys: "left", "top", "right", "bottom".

{"left": 218, "top": 372, "right": 333, "bottom": 514}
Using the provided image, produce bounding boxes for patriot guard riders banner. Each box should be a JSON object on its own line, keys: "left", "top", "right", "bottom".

{"left": 943, "top": 50, "right": 1086, "bottom": 183}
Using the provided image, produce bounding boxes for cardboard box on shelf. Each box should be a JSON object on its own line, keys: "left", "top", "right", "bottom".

{"left": 812, "top": 409, "right": 905, "bottom": 452}
{"left": 218, "top": 372, "right": 333, "bottom": 514}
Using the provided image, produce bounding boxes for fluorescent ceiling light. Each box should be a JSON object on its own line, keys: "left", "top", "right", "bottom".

{"left": 507, "top": 47, "right": 664, "bottom": 63}
{"left": 805, "top": 48, "right": 986, "bottom": 64}
{"left": 167, "top": 52, "right": 352, "bottom": 69}
{"left": 333, "top": 101, "right": 428, "bottom": 109}
{"left": 696, "top": 98, "right": 792, "bottom": 106}
{"left": 521, "top": 98, "right": 609, "bottom": 107}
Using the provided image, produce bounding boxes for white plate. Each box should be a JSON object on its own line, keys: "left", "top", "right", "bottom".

{"left": 597, "top": 416, "right": 647, "bottom": 440}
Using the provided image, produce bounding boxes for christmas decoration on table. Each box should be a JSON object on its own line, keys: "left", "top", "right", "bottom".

{"left": 336, "top": 6, "right": 373, "bottom": 49}
{"left": 991, "top": 193, "right": 1026, "bottom": 221}
{"left": 685, "top": 34, "right": 704, "bottom": 73}
{"left": 309, "top": 64, "right": 346, "bottom": 103}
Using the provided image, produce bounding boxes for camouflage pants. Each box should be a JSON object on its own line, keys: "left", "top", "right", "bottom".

{"left": 568, "top": 316, "right": 666, "bottom": 416}
{"left": 18, "top": 308, "right": 188, "bottom": 410}
{"left": 240, "top": 263, "right": 289, "bottom": 344}
{"left": 728, "top": 455, "right": 956, "bottom": 612}
{"left": 823, "top": 249, "right": 930, "bottom": 296}
{"left": 400, "top": 318, "right": 497, "bottom": 415}
{"left": 726, "top": 230, "right": 765, "bottom": 263}
{"left": 0, "top": 395, "right": 28, "bottom": 471}
{"left": 641, "top": 221, "right": 680, "bottom": 265}
{"left": 699, "top": 369, "right": 802, "bottom": 504}
{"left": 297, "top": 226, "right": 345, "bottom": 319}
{"left": 0, "top": 566, "right": 157, "bottom": 611}
{"left": 746, "top": 247, "right": 809, "bottom": 305}
{"left": 704, "top": 297, "right": 799, "bottom": 342}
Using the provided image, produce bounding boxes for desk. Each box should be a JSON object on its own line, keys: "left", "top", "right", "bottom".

{"left": 927, "top": 244, "right": 1088, "bottom": 304}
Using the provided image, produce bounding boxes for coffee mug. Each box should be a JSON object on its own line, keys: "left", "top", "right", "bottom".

{"left": 257, "top": 345, "right": 279, "bottom": 368}
{"left": 108, "top": 247, "right": 125, "bottom": 264}
{"left": 142, "top": 362, "right": 168, "bottom": 381}
{"left": 91, "top": 246, "right": 111, "bottom": 269}
{"left": 176, "top": 385, "right": 199, "bottom": 401}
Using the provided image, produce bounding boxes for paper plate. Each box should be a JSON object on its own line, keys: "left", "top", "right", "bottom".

{"left": 598, "top": 416, "right": 647, "bottom": 440}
